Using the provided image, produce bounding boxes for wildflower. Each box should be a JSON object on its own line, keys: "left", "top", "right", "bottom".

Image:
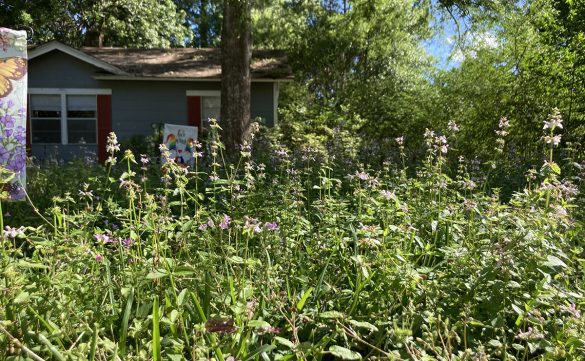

{"left": 543, "top": 134, "right": 562, "bottom": 146}
{"left": 106, "top": 155, "right": 117, "bottom": 166}
{"left": 395, "top": 136, "right": 404, "bottom": 146}
{"left": 499, "top": 116, "right": 510, "bottom": 129}
{"left": 140, "top": 154, "right": 150, "bottom": 165}
{"left": 543, "top": 108, "right": 563, "bottom": 130}
{"left": 265, "top": 222, "right": 279, "bottom": 231}
{"left": 424, "top": 128, "right": 435, "bottom": 139}
{"left": 355, "top": 171, "right": 370, "bottom": 181}
{"left": 106, "top": 132, "right": 120, "bottom": 153}
{"left": 244, "top": 217, "right": 262, "bottom": 233}
{"left": 275, "top": 148, "right": 289, "bottom": 157}
{"left": 79, "top": 189, "right": 93, "bottom": 198}
{"left": 559, "top": 181, "right": 579, "bottom": 198}
{"left": 121, "top": 238, "right": 134, "bottom": 248}
{"left": 463, "top": 198, "right": 476, "bottom": 212}
{"left": 4, "top": 226, "right": 25, "bottom": 238}
{"left": 94, "top": 233, "right": 113, "bottom": 244}
{"left": 560, "top": 303, "right": 581, "bottom": 319}
{"left": 464, "top": 179, "right": 476, "bottom": 190}
{"left": 219, "top": 214, "right": 231, "bottom": 230}
{"left": 95, "top": 254, "right": 104, "bottom": 262}
{"left": 198, "top": 223, "right": 209, "bottom": 231}
{"left": 208, "top": 118, "right": 222, "bottom": 130}
{"left": 359, "top": 237, "right": 381, "bottom": 247}
{"left": 448, "top": 120, "right": 460, "bottom": 132}
{"left": 516, "top": 327, "right": 545, "bottom": 341}
{"left": 380, "top": 190, "right": 394, "bottom": 200}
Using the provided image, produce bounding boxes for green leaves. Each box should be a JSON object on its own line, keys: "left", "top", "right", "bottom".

{"left": 327, "top": 345, "right": 362, "bottom": 360}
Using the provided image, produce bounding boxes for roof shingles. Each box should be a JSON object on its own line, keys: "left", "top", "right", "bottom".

{"left": 80, "top": 47, "right": 292, "bottom": 80}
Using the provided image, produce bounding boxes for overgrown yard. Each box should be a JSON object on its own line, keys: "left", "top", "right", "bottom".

{"left": 1, "top": 117, "right": 583, "bottom": 360}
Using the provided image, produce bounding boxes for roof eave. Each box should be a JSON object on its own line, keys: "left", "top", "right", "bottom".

{"left": 29, "top": 41, "right": 128, "bottom": 76}
{"left": 92, "top": 74, "right": 294, "bottom": 82}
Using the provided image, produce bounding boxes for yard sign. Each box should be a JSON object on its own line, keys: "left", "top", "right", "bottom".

{"left": 162, "top": 124, "right": 198, "bottom": 167}
{"left": 0, "top": 28, "right": 27, "bottom": 201}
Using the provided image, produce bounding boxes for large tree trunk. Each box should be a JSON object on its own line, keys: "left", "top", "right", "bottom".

{"left": 220, "top": 0, "right": 252, "bottom": 157}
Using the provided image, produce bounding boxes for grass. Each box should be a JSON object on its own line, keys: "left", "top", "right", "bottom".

{"left": 0, "top": 117, "right": 583, "bottom": 360}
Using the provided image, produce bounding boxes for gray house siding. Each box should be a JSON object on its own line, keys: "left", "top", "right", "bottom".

{"left": 28, "top": 50, "right": 277, "bottom": 161}
{"left": 28, "top": 51, "right": 107, "bottom": 89}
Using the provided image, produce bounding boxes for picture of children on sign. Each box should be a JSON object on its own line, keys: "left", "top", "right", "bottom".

{"left": 162, "top": 124, "right": 198, "bottom": 167}
{"left": 0, "top": 28, "right": 28, "bottom": 201}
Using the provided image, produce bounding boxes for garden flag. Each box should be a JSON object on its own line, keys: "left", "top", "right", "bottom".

{"left": 162, "top": 124, "right": 198, "bottom": 167}
{"left": 0, "top": 28, "right": 27, "bottom": 201}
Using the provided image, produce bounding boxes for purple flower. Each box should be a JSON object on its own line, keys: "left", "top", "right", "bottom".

{"left": 219, "top": 214, "right": 231, "bottom": 230}
{"left": 1, "top": 114, "right": 14, "bottom": 128}
{"left": 122, "top": 238, "right": 134, "bottom": 248}
{"left": 95, "top": 254, "right": 104, "bottom": 262}
{"left": 13, "top": 126, "right": 26, "bottom": 143}
{"left": 198, "top": 223, "right": 209, "bottom": 231}
{"left": 265, "top": 222, "right": 279, "bottom": 231}
{"left": 6, "top": 99, "right": 14, "bottom": 108}
{"left": 0, "top": 146, "right": 9, "bottom": 163}
{"left": 7, "top": 150, "right": 26, "bottom": 172}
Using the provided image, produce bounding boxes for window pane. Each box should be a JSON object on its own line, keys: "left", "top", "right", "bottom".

{"left": 67, "top": 95, "right": 96, "bottom": 118}
{"left": 202, "top": 96, "right": 220, "bottom": 122}
{"left": 30, "top": 95, "right": 61, "bottom": 144}
{"left": 31, "top": 95, "right": 60, "bottom": 111}
{"left": 31, "top": 118, "right": 61, "bottom": 143}
{"left": 68, "top": 118, "right": 97, "bottom": 144}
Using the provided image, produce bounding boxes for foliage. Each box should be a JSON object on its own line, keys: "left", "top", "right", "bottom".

{"left": 1, "top": 0, "right": 192, "bottom": 47}
{"left": 0, "top": 115, "right": 583, "bottom": 360}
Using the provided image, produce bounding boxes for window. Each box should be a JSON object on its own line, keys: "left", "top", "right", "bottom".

{"left": 202, "top": 96, "right": 220, "bottom": 122}
{"left": 30, "top": 93, "right": 98, "bottom": 144}
{"left": 186, "top": 91, "right": 221, "bottom": 127}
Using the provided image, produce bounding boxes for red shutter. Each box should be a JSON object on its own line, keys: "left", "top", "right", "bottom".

{"left": 187, "top": 96, "right": 202, "bottom": 130}
{"left": 97, "top": 94, "right": 112, "bottom": 163}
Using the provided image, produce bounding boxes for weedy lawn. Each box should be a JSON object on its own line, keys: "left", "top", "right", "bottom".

{"left": 0, "top": 117, "right": 583, "bottom": 360}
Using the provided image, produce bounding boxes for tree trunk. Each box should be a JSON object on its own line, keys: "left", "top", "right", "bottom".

{"left": 220, "top": 0, "right": 252, "bottom": 157}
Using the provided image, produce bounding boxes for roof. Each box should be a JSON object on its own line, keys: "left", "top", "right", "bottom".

{"left": 29, "top": 41, "right": 293, "bottom": 81}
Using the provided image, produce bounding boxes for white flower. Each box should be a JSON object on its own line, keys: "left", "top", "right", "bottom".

{"left": 448, "top": 120, "right": 460, "bottom": 132}
{"left": 543, "top": 108, "right": 563, "bottom": 130}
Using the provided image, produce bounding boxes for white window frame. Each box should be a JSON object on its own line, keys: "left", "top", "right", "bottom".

{"left": 29, "top": 88, "right": 111, "bottom": 145}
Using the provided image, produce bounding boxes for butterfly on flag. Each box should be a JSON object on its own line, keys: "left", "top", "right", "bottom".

{"left": 0, "top": 57, "right": 26, "bottom": 98}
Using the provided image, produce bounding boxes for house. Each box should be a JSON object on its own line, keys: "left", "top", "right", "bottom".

{"left": 27, "top": 41, "right": 292, "bottom": 162}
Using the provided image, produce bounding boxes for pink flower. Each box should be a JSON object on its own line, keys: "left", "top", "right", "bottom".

{"left": 95, "top": 254, "right": 104, "bottom": 262}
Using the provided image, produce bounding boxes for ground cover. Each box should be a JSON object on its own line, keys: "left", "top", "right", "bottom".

{"left": 0, "top": 117, "right": 583, "bottom": 360}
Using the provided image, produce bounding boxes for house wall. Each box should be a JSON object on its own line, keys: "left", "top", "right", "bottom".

{"left": 28, "top": 50, "right": 277, "bottom": 161}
